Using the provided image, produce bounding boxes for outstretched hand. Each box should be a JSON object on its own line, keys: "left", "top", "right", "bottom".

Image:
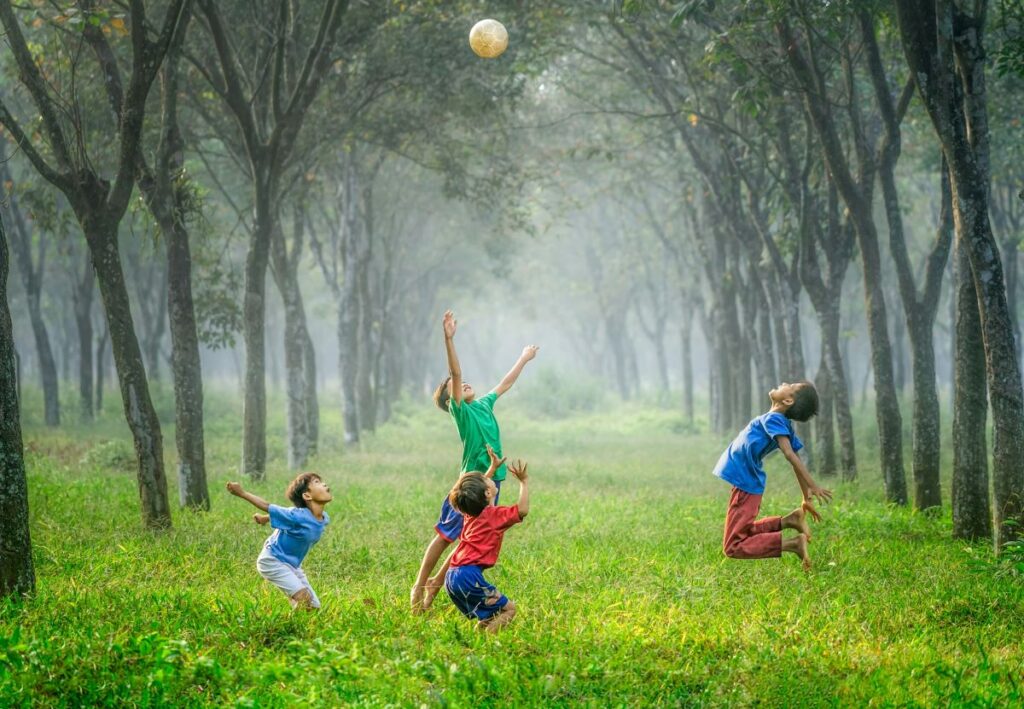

{"left": 253, "top": 513, "right": 269, "bottom": 525}
{"left": 802, "top": 499, "right": 822, "bottom": 523}
{"left": 226, "top": 481, "right": 244, "bottom": 496}
{"left": 508, "top": 459, "right": 529, "bottom": 482}
{"left": 484, "top": 444, "right": 507, "bottom": 479}
{"left": 521, "top": 345, "right": 539, "bottom": 361}
{"left": 808, "top": 485, "right": 833, "bottom": 505}
{"left": 443, "top": 310, "right": 457, "bottom": 339}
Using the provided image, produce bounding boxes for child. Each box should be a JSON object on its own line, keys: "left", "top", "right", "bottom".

{"left": 409, "top": 309, "right": 538, "bottom": 612}
{"left": 226, "top": 473, "right": 332, "bottom": 609}
{"left": 445, "top": 456, "right": 530, "bottom": 632}
{"left": 713, "top": 381, "right": 832, "bottom": 570}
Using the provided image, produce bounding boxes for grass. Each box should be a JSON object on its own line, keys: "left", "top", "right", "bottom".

{"left": 2, "top": 386, "right": 1022, "bottom": 707}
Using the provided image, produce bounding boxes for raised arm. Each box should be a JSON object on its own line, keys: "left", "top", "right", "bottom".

{"left": 482, "top": 444, "right": 507, "bottom": 478}
{"left": 493, "top": 345, "right": 539, "bottom": 396}
{"left": 226, "top": 481, "right": 270, "bottom": 512}
{"left": 777, "top": 436, "right": 832, "bottom": 519}
{"left": 508, "top": 459, "right": 530, "bottom": 517}
{"left": 443, "top": 310, "right": 463, "bottom": 406}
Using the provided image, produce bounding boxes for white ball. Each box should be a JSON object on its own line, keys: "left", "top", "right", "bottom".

{"left": 469, "top": 19, "right": 508, "bottom": 59}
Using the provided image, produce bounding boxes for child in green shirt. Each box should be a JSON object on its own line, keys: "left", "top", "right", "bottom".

{"left": 410, "top": 310, "right": 538, "bottom": 613}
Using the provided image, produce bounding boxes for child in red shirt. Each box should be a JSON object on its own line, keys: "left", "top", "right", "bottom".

{"left": 444, "top": 455, "right": 530, "bottom": 632}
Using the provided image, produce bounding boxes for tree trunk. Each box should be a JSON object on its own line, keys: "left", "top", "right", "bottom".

{"left": 303, "top": 330, "right": 319, "bottom": 457}
{"left": 242, "top": 180, "right": 275, "bottom": 478}
{"left": 72, "top": 266, "right": 95, "bottom": 422}
{"left": 270, "top": 227, "right": 311, "bottom": 470}
{"left": 357, "top": 266, "right": 376, "bottom": 432}
{"left": 680, "top": 306, "right": 694, "bottom": 424}
{"left": 0, "top": 212, "right": 34, "bottom": 598}
{"left": 166, "top": 219, "right": 207, "bottom": 508}
{"left": 95, "top": 322, "right": 108, "bottom": 416}
{"left": 820, "top": 308, "right": 857, "bottom": 480}
{"left": 952, "top": 231, "right": 991, "bottom": 540}
{"left": 1, "top": 165, "right": 60, "bottom": 426}
{"left": 814, "top": 348, "right": 836, "bottom": 477}
{"left": 85, "top": 223, "right": 171, "bottom": 529}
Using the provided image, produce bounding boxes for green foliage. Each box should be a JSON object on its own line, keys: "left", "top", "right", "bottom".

{"left": 511, "top": 367, "right": 607, "bottom": 419}
{"left": 78, "top": 439, "right": 136, "bottom": 472}
{"left": 4, "top": 394, "right": 1023, "bottom": 706}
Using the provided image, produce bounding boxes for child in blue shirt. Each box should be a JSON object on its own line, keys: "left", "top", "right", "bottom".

{"left": 227, "top": 473, "right": 332, "bottom": 609}
{"left": 713, "top": 381, "right": 832, "bottom": 570}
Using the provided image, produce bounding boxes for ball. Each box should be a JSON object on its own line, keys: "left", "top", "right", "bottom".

{"left": 469, "top": 19, "right": 508, "bottom": 59}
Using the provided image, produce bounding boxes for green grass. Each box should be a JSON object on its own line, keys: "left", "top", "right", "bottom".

{"left": 2, "top": 387, "right": 1022, "bottom": 707}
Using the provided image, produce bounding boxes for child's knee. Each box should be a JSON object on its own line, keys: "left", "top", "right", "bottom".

{"left": 503, "top": 600, "right": 516, "bottom": 617}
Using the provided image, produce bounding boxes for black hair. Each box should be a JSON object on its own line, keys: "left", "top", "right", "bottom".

{"left": 449, "top": 473, "right": 489, "bottom": 517}
{"left": 286, "top": 472, "right": 321, "bottom": 508}
{"left": 785, "top": 381, "right": 819, "bottom": 422}
{"left": 433, "top": 376, "right": 451, "bottom": 412}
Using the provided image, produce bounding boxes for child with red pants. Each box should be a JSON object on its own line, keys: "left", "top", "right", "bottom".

{"left": 712, "top": 381, "right": 832, "bottom": 570}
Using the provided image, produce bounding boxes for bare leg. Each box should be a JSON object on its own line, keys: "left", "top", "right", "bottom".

{"left": 423, "top": 545, "right": 457, "bottom": 610}
{"left": 411, "top": 534, "right": 452, "bottom": 613}
{"left": 781, "top": 533, "right": 810, "bottom": 571}
{"left": 781, "top": 506, "right": 811, "bottom": 540}
{"left": 477, "top": 600, "right": 517, "bottom": 633}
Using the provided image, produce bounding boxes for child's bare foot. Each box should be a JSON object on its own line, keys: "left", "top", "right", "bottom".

{"left": 422, "top": 576, "right": 444, "bottom": 610}
{"left": 794, "top": 533, "right": 810, "bottom": 571}
{"left": 410, "top": 585, "right": 425, "bottom": 614}
{"left": 477, "top": 601, "right": 517, "bottom": 633}
{"left": 783, "top": 506, "right": 811, "bottom": 541}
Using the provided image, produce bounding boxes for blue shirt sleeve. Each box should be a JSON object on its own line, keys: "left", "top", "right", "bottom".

{"left": 268, "top": 504, "right": 302, "bottom": 531}
{"left": 764, "top": 413, "right": 803, "bottom": 452}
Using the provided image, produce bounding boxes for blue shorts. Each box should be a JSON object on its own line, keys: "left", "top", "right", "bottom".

{"left": 444, "top": 564, "right": 509, "bottom": 621}
{"left": 435, "top": 479, "right": 501, "bottom": 542}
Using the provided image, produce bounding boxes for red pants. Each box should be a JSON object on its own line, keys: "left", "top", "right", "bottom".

{"left": 723, "top": 487, "right": 782, "bottom": 559}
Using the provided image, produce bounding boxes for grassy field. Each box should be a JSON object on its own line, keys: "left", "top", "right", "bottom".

{"left": 2, "top": 386, "right": 1023, "bottom": 707}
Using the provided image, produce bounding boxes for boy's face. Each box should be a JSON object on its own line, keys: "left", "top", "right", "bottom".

{"left": 769, "top": 382, "right": 802, "bottom": 409}
{"left": 303, "top": 477, "right": 333, "bottom": 505}
{"left": 450, "top": 380, "right": 475, "bottom": 402}
{"left": 484, "top": 476, "right": 498, "bottom": 506}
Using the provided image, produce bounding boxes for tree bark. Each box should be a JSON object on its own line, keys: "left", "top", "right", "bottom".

{"left": 303, "top": 330, "right": 319, "bottom": 457}
{"left": 95, "top": 322, "right": 108, "bottom": 415}
{"left": 897, "top": 0, "right": 1024, "bottom": 547}
{"left": 86, "top": 222, "right": 172, "bottom": 529}
{"left": 952, "top": 230, "right": 991, "bottom": 539}
{"left": 72, "top": 262, "right": 95, "bottom": 422}
{"left": 814, "top": 348, "right": 837, "bottom": 477}
{"left": 680, "top": 305, "right": 694, "bottom": 424}
{"left": 0, "top": 211, "right": 34, "bottom": 598}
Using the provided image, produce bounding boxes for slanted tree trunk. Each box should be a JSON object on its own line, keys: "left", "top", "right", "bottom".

{"left": 780, "top": 21, "right": 907, "bottom": 504}
{"left": 952, "top": 229, "right": 991, "bottom": 539}
{"left": 86, "top": 222, "right": 172, "bottom": 528}
{"left": 0, "top": 157, "right": 60, "bottom": 426}
{"left": 0, "top": 211, "right": 34, "bottom": 598}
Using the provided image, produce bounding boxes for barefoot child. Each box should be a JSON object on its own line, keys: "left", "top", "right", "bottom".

{"left": 227, "top": 473, "right": 332, "bottom": 609}
{"left": 445, "top": 457, "right": 530, "bottom": 632}
{"left": 410, "top": 309, "right": 538, "bottom": 612}
{"left": 713, "top": 381, "right": 832, "bottom": 570}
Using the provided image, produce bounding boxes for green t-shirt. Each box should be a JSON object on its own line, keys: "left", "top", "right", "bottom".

{"left": 449, "top": 391, "right": 507, "bottom": 482}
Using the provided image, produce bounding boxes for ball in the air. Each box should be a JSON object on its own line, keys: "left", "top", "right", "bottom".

{"left": 469, "top": 19, "right": 508, "bottom": 59}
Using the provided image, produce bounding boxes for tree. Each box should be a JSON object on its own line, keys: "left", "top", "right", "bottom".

{"left": 0, "top": 209, "right": 34, "bottom": 598}
{"left": 897, "top": 0, "right": 1024, "bottom": 548}
{"left": 0, "top": 144, "right": 60, "bottom": 426}
{"left": 0, "top": 0, "right": 189, "bottom": 528}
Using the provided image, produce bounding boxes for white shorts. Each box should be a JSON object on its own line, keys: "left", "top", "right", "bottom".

{"left": 256, "top": 547, "right": 321, "bottom": 608}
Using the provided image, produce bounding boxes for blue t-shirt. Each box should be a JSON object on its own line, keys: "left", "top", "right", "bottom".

{"left": 712, "top": 412, "right": 804, "bottom": 495}
{"left": 263, "top": 504, "right": 329, "bottom": 568}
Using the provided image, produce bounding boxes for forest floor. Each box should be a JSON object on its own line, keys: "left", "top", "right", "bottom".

{"left": 2, "top": 386, "right": 1023, "bottom": 707}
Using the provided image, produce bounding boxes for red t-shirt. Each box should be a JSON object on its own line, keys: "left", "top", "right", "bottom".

{"left": 450, "top": 504, "right": 523, "bottom": 569}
